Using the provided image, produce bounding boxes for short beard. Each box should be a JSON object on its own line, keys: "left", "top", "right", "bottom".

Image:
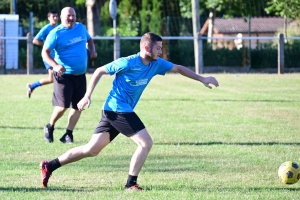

{"left": 146, "top": 51, "right": 157, "bottom": 61}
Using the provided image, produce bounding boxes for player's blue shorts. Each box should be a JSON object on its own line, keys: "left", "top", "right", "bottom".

{"left": 43, "top": 60, "right": 52, "bottom": 70}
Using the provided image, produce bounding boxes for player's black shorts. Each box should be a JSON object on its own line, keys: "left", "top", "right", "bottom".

{"left": 94, "top": 110, "right": 145, "bottom": 142}
{"left": 52, "top": 72, "right": 86, "bottom": 109}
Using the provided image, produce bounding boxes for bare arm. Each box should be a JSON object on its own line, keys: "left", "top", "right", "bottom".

{"left": 41, "top": 47, "right": 66, "bottom": 74}
{"left": 86, "top": 38, "right": 97, "bottom": 58}
{"left": 32, "top": 38, "right": 44, "bottom": 46}
{"left": 170, "top": 64, "right": 219, "bottom": 89}
{"left": 77, "top": 67, "right": 108, "bottom": 111}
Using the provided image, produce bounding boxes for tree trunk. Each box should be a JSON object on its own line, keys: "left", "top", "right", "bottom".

{"left": 86, "top": 0, "right": 107, "bottom": 36}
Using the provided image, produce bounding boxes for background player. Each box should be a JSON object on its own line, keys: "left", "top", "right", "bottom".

{"left": 27, "top": 10, "right": 59, "bottom": 98}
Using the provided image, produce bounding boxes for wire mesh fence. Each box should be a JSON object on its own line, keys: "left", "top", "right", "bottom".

{"left": 1, "top": 35, "right": 300, "bottom": 74}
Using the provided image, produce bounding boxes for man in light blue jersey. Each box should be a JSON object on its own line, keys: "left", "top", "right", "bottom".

{"left": 41, "top": 7, "right": 97, "bottom": 144}
{"left": 40, "top": 32, "right": 219, "bottom": 190}
{"left": 27, "top": 10, "right": 58, "bottom": 98}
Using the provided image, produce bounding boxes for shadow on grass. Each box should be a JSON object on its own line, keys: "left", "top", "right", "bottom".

{"left": 145, "top": 185, "right": 300, "bottom": 191}
{"left": 211, "top": 99, "right": 299, "bottom": 103}
{"left": 1, "top": 185, "right": 299, "bottom": 192}
{"left": 0, "top": 186, "right": 98, "bottom": 192}
{"left": 156, "top": 142, "right": 300, "bottom": 146}
{"left": 0, "top": 126, "right": 83, "bottom": 130}
{"left": 141, "top": 99, "right": 299, "bottom": 103}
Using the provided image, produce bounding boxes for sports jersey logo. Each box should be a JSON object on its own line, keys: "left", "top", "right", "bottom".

{"left": 68, "top": 37, "right": 85, "bottom": 45}
{"left": 131, "top": 66, "right": 143, "bottom": 71}
{"left": 130, "top": 79, "right": 148, "bottom": 86}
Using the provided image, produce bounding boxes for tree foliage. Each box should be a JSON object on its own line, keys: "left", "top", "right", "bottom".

{"left": 0, "top": 0, "right": 87, "bottom": 29}
{"left": 202, "top": 0, "right": 270, "bottom": 18}
{"left": 116, "top": 0, "right": 140, "bottom": 36}
{"left": 265, "top": 0, "right": 300, "bottom": 19}
{"left": 0, "top": 0, "right": 284, "bottom": 37}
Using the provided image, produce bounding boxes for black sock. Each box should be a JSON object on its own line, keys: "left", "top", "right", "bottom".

{"left": 48, "top": 123, "right": 54, "bottom": 130}
{"left": 48, "top": 158, "right": 62, "bottom": 172}
{"left": 126, "top": 175, "right": 138, "bottom": 187}
{"left": 66, "top": 129, "right": 73, "bottom": 136}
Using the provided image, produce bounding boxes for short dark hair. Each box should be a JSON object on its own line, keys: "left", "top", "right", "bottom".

{"left": 140, "top": 32, "right": 162, "bottom": 50}
{"left": 48, "top": 10, "right": 58, "bottom": 17}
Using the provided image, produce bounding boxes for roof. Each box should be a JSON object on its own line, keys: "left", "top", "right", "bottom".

{"left": 201, "top": 17, "right": 292, "bottom": 35}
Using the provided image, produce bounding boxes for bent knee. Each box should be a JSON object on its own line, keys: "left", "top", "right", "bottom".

{"left": 142, "top": 138, "right": 153, "bottom": 151}
{"left": 82, "top": 146, "right": 101, "bottom": 157}
{"left": 148, "top": 139, "right": 154, "bottom": 148}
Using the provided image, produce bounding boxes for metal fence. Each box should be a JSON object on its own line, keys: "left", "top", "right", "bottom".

{"left": 1, "top": 35, "right": 300, "bottom": 74}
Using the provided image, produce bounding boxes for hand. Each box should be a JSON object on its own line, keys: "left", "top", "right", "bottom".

{"left": 77, "top": 96, "right": 92, "bottom": 111}
{"left": 54, "top": 65, "right": 66, "bottom": 74}
{"left": 202, "top": 76, "right": 219, "bottom": 89}
{"left": 89, "top": 51, "right": 98, "bottom": 59}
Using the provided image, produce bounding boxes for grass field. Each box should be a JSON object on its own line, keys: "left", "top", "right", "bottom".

{"left": 0, "top": 73, "right": 300, "bottom": 200}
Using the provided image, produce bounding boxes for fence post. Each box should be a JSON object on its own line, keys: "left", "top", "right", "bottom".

{"left": 278, "top": 33, "right": 284, "bottom": 74}
{"left": 27, "top": 32, "right": 33, "bottom": 75}
{"left": 114, "top": 32, "right": 120, "bottom": 60}
{"left": 192, "top": 0, "right": 203, "bottom": 74}
{"left": 195, "top": 33, "right": 203, "bottom": 74}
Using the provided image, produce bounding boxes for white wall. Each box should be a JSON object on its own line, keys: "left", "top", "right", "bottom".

{"left": 0, "top": 14, "right": 19, "bottom": 69}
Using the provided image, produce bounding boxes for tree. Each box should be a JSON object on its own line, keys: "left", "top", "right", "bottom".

{"left": 265, "top": 0, "right": 300, "bottom": 20}
{"left": 115, "top": 0, "right": 140, "bottom": 36}
{"left": 265, "top": 0, "right": 300, "bottom": 38}
{"left": 0, "top": 0, "right": 87, "bottom": 31}
{"left": 201, "top": 0, "right": 270, "bottom": 42}
{"left": 139, "top": 0, "right": 151, "bottom": 34}
{"left": 148, "top": 0, "right": 162, "bottom": 35}
{"left": 77, "top": 0, "right": 108, "bottom": 36}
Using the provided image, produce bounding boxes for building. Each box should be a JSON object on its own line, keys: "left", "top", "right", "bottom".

{"left": 200, "top": 17, "right": 291, "bottom": 49}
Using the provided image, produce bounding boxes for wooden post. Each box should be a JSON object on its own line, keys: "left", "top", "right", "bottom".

{"left": 192, "top": 0, "right": 203, "bottom": 74}
{"left": 278, "top": 33, "right": 284, "bottom": 74}
{"left": 27, "top": 32, "right": 33, "bottom": 75}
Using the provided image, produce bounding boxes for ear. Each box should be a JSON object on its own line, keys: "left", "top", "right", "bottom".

{"left": 145, "top": 45, "right": 150, "bottom": 52}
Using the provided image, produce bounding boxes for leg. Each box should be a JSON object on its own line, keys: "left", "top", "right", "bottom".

{"left": 27, "top": 69, "right": 53, "bottom": 98}
{"left": 39, "top": 68, "right": 54, "bottom": 85}
{"left": 66, "top": 108, "right": 82, "bottom": 131}
{"left": 59, "top": 108, "right": 82, "bottom": 143}
{"left": 44, "top": 106, "right": 68, "bottom": 143}
{"left": 58, "top": 132, "right": 111, "bottom": 165}
{"left": 128, "top": 128, "right": 153, "bottom": 176}
{"left": 40, "top": 132, "right": 111, "bottom": 187}
{"left": 50, "top": 106, "right": 68, "bottom": 126}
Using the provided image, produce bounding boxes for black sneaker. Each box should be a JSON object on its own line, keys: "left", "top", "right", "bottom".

{"left": 44, "top": 124, "right": 54, "bottom": 143}
{"left": 60, "top": 134, "right": 73, "bottom": 144}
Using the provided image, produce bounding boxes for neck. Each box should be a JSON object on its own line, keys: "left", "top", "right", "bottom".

{"left": 139, "top": 52, "right": 153, "bottom": 65}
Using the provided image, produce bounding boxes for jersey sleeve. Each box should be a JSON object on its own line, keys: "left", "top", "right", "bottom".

{"left": 104, "top": 58, "right": 128, "bottom": 75}
{"left": 43, "top": 29, "right": 57, "bottom": 51}
{"left": 34, "top": 26, "right": 48, "bottom": 42}
{"left": 156, "top": 58, "right": 174, "bottom": 75}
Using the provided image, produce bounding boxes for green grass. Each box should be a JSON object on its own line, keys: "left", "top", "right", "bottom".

{"left": 0, "top": 73, "right": 300, "bottom": 200}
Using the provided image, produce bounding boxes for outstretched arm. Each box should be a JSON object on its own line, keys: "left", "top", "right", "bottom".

{"left": 77, "top": 67, "right": 108, "bottom": 111}
{"left": 170, "top": 64, "right": 219, "bottom": 89}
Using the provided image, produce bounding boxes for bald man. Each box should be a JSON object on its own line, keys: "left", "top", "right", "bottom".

{"left": 41, "top": 7, "right": 97, "bottom": 144}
